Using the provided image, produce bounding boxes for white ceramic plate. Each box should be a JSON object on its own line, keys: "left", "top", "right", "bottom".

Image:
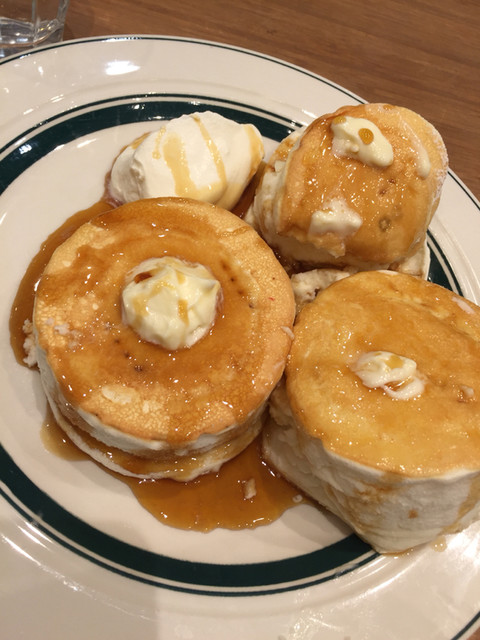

{"left": 1, "top": 36, "right": 479, "bottom": 640}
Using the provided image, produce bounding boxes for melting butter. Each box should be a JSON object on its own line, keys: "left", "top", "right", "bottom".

{"left": 351, "top": 350, "right": 425, "bottom": 399}
{"left": 331, "top": 115, "right": 394, "bottom": 168}
{"left": 122, "top": 256, "right": 221, "bottom": 350}
{"left": 309, "top": 197, "right": 363, "bottom": 237}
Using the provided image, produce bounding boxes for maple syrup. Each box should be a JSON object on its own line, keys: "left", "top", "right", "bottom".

{"left": 41, "top": 406, "right": 306, "bottom": 531}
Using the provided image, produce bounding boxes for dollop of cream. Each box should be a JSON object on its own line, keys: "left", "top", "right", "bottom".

{"left": 351, "top": 350, "right": 425, "bottom": 399}
{"left": 453, "top": 296, "right": 475, "bottom": 315}
{"left": 109, "top": 111, "right": 264, "bottom": 209}
{"left": 122, "top": 257, "right": 221, "bottom": 350}
{"left": 411, "top": 135, "right": 431, "bottom": 178}
{"left": 331, "top": 115, "right": 393, "bottom": 168}
{"left": 309, "top": 197, "right": 363, "bottom": 236}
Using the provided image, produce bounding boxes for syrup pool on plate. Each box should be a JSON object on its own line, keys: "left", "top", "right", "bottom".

{"left": 40, "top": 410, "right": 307, "bottom": 531}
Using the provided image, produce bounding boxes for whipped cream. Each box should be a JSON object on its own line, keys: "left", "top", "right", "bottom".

{"left": 308, "top": 197, "right": 363, "bottom": 237}
{"left": 109, "top": 111, "right": 264, "bottom": 209}
{"left": 411, "top": 133, "right": 431, "bottom": 178}
{"left": 122, "top": 256, "right": 221, "bottom": 350}
{"left": 352, "top": 350, "right": 425, "bottom": 400}
{"left": 331, "top": 115, "right": 394, "bottom": 168}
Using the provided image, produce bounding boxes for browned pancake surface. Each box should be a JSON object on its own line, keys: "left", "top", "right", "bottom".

{"left": 34, "top": 197, "right": 295, "bottom": 445}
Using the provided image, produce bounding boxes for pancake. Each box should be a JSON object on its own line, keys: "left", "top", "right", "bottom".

{"left": 33, "top": 197, "right": 295, "bottom": 480}
{"left": 249, "top": 103, "right": 448, "bottom": 274}
{"left": 263, "top": 270, "right": 480, "bottom": 553}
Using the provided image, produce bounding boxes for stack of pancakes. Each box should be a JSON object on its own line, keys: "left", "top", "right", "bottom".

{"left": 33, "top": 198, "right": 295, "bottom": 480}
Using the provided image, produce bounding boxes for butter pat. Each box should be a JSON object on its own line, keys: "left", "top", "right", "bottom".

{"left": 331, "top": 115, "right": 393, "bottom": 167}
{"left": 352, "top": 350, "right": 425, "bottom": 399}
{"left": 122, "top": 257, "right": 221, "bottom": 350}
{"left": 308, "top": 197, "right": 363, "bottom": 237}
{"left": 109, "top": 111, "right": 264, "bottom": 209}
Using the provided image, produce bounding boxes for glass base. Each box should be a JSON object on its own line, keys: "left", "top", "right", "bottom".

{"left": 0, "top": 17, "right": 64, "bottom": 57}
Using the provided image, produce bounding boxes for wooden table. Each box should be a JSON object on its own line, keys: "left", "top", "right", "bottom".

{"left": 62, "top": 1, "right": 480, "bottom": 638}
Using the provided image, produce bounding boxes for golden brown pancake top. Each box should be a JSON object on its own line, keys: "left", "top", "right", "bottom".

{"left": 34, "top": 197, "right": 295, "bottom": 444}
{"left": 276, "top": 103, "right": 448, "bottom": 264}
{"left": 287, "top": 270, "right": 480, "bottom": 476}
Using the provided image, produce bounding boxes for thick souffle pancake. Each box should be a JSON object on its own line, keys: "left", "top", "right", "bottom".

{"left": 33, "top": 197, "right": 295, "bottom": 480}
{"left": 263, "top": 270, "right": 480, "bottom": 553}
{"left": 249, "top": 103, "right": 448, "bottom": 274}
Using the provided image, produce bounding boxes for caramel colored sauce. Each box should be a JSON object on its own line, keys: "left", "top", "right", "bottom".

{"left": 232, "top": 161, "right": 265, "bottom": 218}
{"left": 431, "top": 536, "right": 447, "bottom": 553}
{"left": 41, "top": 408, "right": 307, "bottom": 531}
{"left": 122, "top": 433, "right": 305, "bottom": 531}
{"left": 9, "top": 200, "right": 114, "bottom": 365}
{"left": 41, "top": 407, "right": 88, "bottom": 462}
